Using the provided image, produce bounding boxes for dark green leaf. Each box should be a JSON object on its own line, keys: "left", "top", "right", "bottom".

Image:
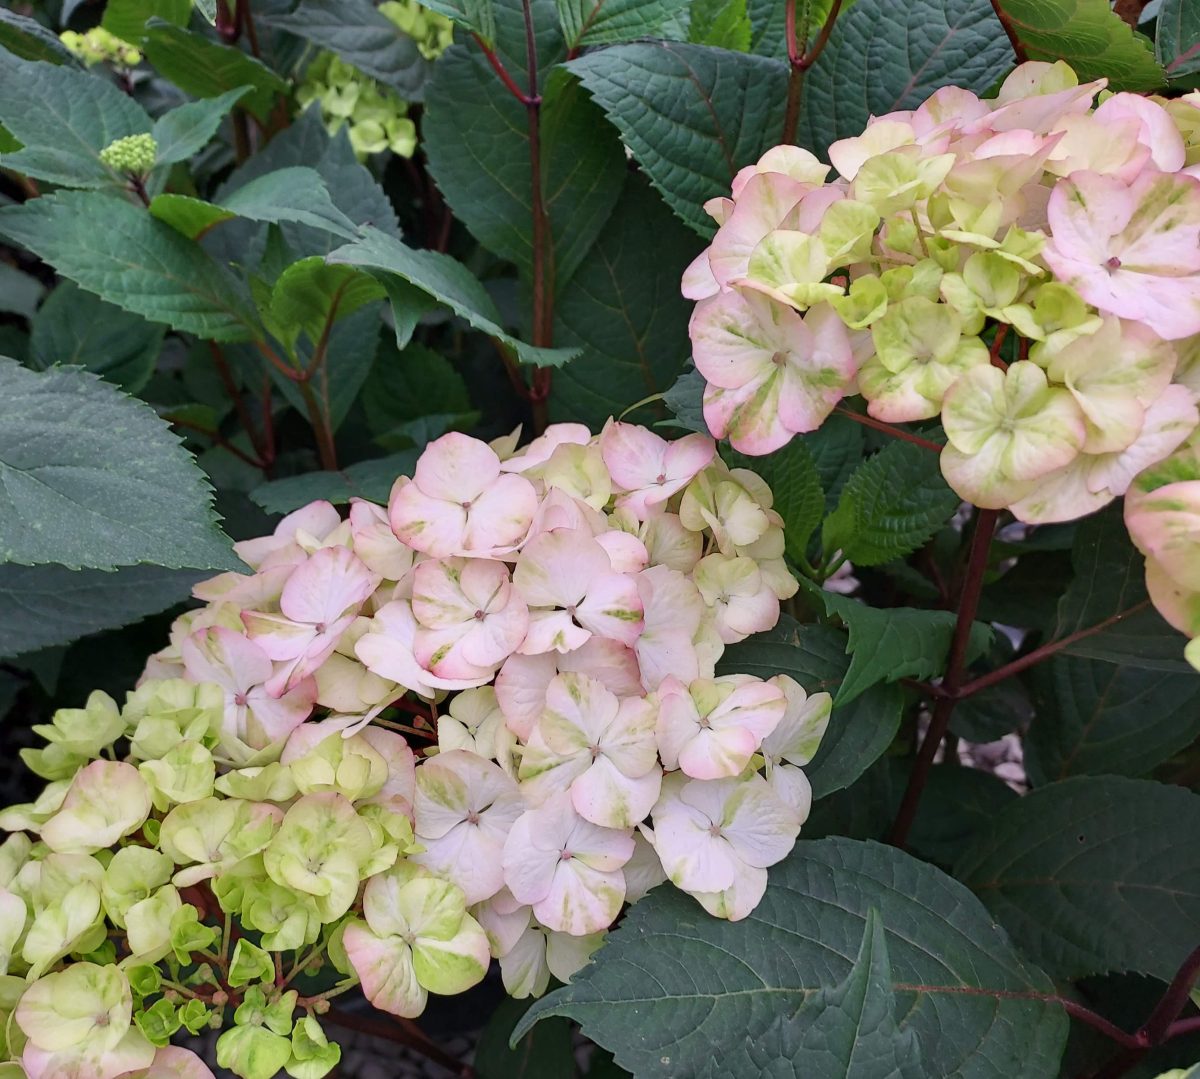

{"left": 797, "top": 0, "right": 1014, "bottom": 159}
{"left": 102, "top": 0, "right": 191, "bottom": 42}
{"left": 0, "top": 262, "right": 45, "bottom": 319}
{"left": 261, "top": 0, "right": 430, "bottom": 98}
{"left": 950, "top": 678, "right": 1032, "bottom": 744}
{"left": 328, "top": 227, "right": 578, "bottom": 368}
{"left": 0, "top": 191, "right": 255, "bottom": 340}
{"left": 903, "top": 765, "right": 1018, "bottom": 868}
{"left": 250, "top": 450, "right": 419, "bottom": 514}
{"left": 1158, "top": 0, "right": 1200, "bottom": 78}
{"left": 695, "top": 909, "right": 923, "bottom": 1078}
{"left": 801, "top": 413, "right": 864, "bottom": 512}
{"left": 477, "top": 997, "right": 576, "bottom": 1079}
{"left": 29, "top": 282, "right": 165, "bottom": 394}
{"left": 822, "top": 440, "right": 959, "bottom": 567}
{"left": 219, "top": 167, "right": 360, "bottom": 240}
{"left": 993, "top": 0, "right": 1165, "bottom": 91}
{"left": 0, "top": 9, "right": 78, "bottom": 64}
{"left": 688, "top": 0, "right": 752, "bottom": 50}
{"left": 0, "top": 563, "right": 201, "bottom": 660}
{"left": 142, "top": 21, "right": 288, "bottom": 121}
{"left": 568, "top": 41, "right": 788, "bottom": 236}
{"left": 0, "top": 360, "right": 236, "bottom": 572}
{"left": 1026, "top": 656, "right": 1200, "bottom": 782}
{"left": 0, "top": 55, "right": 150, "bottom": 189}
{"left": 517, "top": 838, "right": 1068, "bottom": 1078}
{"left": 956, "top": 776, "right": 1200, "bottom": 982}
{"left": 151, "top": 86, "right": 252, "bottom": 166}
{"left": 1053, "top": 506, "right": 1193, "bottom": 672}
{"left": 423, "top": 54, "right": 625, "bottom": 291}
{"left": 719, "top": 618, "right": 904, "bottom": 797}
{"left": 659, "top": 365, "right": 708, "bottom": 435}
{"left": 746, "top": 0, "right": 785, "bottom": 54}
{"left": 800, "top": 580, "right": 991, "bottom": 706}
{"left": 553, "top": 178, "right": 701, "bottom": 427}
{"left": 726, "top": 439, "right": 823, "bottom": 560}
{"left": 363, "top": 342, "right": 472, "bottom": 438}
{"left": 555, "top": 0, "right": 692, "bottom": 49}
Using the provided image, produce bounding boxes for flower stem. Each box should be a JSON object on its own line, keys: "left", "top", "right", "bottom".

{"left": 833, "top": 405, "right": 942, "bottom": 452}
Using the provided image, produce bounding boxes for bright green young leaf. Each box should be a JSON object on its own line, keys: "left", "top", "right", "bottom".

{"left": 420, "top": 0, "right": 497, "bottom": 45}
{"left": 797, "top": 0, "right": 1014, "bottom": 158}
{"left": 0, "top": 262, "right": 44, "bottom": 319}
{"left": 956, "top": 777, "right": 1200, "bottom": 982}
{"left": 1026, "top": 656, "right": 1200, "bottom": 783}
{"left": 718, "top": 617, "right": 904, "bottom": 797}
{"left": 568, "top": 42, "right": 788, "bottom": 237}
{"left": 555, "top": 0, "right": 692, "bottom": 50}
{"left": 423, "top": 56, "right": 625, "bottom": 293}
{"left": 517, "top": 838, "right": 1068, "bottom": 1078}
{"left": 29, "top": 282, "right": 165, "bottom": 394}
{"left": 822, "top": 439, "right": 959, "bottom": 568}
{"left": 1158, "top": 0, "right": 1200, "bottom": 78}
{"left": 688, "top": 0, "right": 752, "bottom": 50}
{"left": 0, "top": 191, "right": 256, "bottom": 340}
{"left": 328, "top": 227, "right": 578, "bottom": 368}
{"left": 149, "top": 194, "right": 236, "bottom": 240}
{"left": 142, "top": 21, "right": 288, "bottom": 121}
{"left": 695, "top": 909, "right": 923, "bottom": 1078}
{"left": 0, "top": 360, "right": 237, "bottom": 572}
{"left": 0, "top": 564, "right": 202, "bottom": 660}
{"left": 251, "top": 450, "right": 420, "bottom": 514}
{"left": 800, "top": 580, "right": 992, "bottom": 705}
{"left": 261, "top": 0, "right": 430, "bottom": 98}
{"left": 553, "top": 178, "right": 701, "bottom": 427}
{"left": 0, "top": 55, "right": 150, "bottom": 189}
{"left": 102, "top": 0, "right": 191, "bottom": 43}
{"left": 267, "top": 259, "right": 386, "bottom": 348}
{"left": 151, "top": 86, "right": 252, "bottom": 166}
{"left": 0, "top": 9, "right": 78, "bottom": 64}
{"left": 992, "top": 0, "right": 1165, "bottom": 92}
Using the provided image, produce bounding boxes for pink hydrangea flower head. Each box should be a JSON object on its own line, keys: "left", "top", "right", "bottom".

{"left": 599, "top": 422, "right": 715, "bottom": 519}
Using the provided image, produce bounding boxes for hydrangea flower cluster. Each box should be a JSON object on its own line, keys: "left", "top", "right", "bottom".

{"left": 0, "top": 423, "right": 829, "bottom": 1079}
{"left": 295, "top": 3, "right": 452, "bottom": 161}
{"left": 59, "top": 26, "right": 142, "bottom": 68}
{"left": 685, "top": 61, "right": 1200, "bottom": 669}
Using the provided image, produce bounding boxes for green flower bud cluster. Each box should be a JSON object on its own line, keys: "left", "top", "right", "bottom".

{"left": 99, "top": 133, "right": 158, "bottom": 175}
{"left": 296, "top": 52, "right": 417, "bottom": 161}
{"left": 59, "top": 26, "right": 142, "bottom": 67}
{"left": 380, "top": 0, "right": 455, "bottom": 60}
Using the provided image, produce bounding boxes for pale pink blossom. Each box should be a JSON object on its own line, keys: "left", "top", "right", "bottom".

{"left": 599, "top": 422, "right": 715, "bottom": 519}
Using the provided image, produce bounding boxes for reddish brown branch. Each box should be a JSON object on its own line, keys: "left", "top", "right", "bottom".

{"left": 834, "top": 406, "right": 942, "bottom": 452}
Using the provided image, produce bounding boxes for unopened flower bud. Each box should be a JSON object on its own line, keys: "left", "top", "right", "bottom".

{"left": 99, "top": 133, "right": 157, "bottom": 176}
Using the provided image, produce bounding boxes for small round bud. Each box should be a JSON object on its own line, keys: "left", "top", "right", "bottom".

{"left": 312, "top": 998, "right": 331, "bottom": 1015}
{"left": 99, "top": 133, "right": 158, "bottom": 176}
{"left": 211, "top": 989, "right": 229, "bottom": 1007}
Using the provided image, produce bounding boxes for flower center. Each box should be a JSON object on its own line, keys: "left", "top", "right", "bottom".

{"left": 1106, "top": 256, "right": 1122, "bottom": 270}
{"left": 473, "top": 609, "right": 486, "bottom": 621}
{"left": 559, "top": 848, "right": 574, "bottom": 861}
{"left": 707, "top": 824, "right": 723, "bottom": 838}
{"left": 465, "top": 810, "right": 481, "bottom": 825}
{"left": 656, "top": 472, "right": 667, "bottom": 485}
{"left": 233, "top": 692, "right": 248, "bottom": 706}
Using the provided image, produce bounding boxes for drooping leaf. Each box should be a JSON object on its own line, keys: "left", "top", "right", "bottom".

{"left": 0, "top": 9, "right": 78, "bottom": 64}
{"left": 1158, "top": 0, "right": 1200, "bottom": 79}
{"left": 0, "top": 55, "right": 150, "bottom": 189}
{"left": 568, "top": 41, "right": 788, "bottom": 236}
{"left": 719, "top": 617, "right": 904, "bottom": 797}
{"left": 1054, "top": 505, "right": 1193, "bottom": 672}
{"left": 142, "top": 21, "right": 288, "bottom": 121}
{"left": 148, "top": 195, "right": 237, "bottom": 240}
{"left": 327, "top": 227, "right": 578, "bottom": 368}
{"left": 822, "top": 439, "right": 959, "bottom": 568}
{"left": 260, "top": 0, "right": 431, "bottom": 99}
{"left": 423, "top": 55, "right": 625, "bottom": 292}
{"left": 266, "top": 259, "right": 386, "bottom": 347}
{"left": 992, "top": 0, "right": 1165, "bottom": 91}
{"left": 694, "top": 909, "right": 923, "bottom": 1078}
{"left": 0, "top": 359, "right": 237, "bottom": 572}
{"left": 250, "top": 450, "right": 419, "bottom": 514}
{"left": 1025, "top": 656, "right": 1200, "bottom": 783}
{"left": 101, "top": 0, "right": 191, "bottom": 43}
{"left": 688, "top": 0, "right": 752, "bottom": 50}
{"left": 0, "top": 563, "right": 202, "bottom": 660}
{"left": 555, "top": 0, "right": 692, "bottom": 49}
{"left": 553, "top": 178, "right": 701, "bottom": 427}
{"left": 477, "top": 997, "right": 576, "bottom": 1079}
{"left": 420, "top": 0, "right": 497, "bottom": 45}
{"left": 800, "top": 580, "right": 992, "bottom": 706}
{"left": 29, "top": 282, "right": 165, "bottom": 394}
{"left": 797, "top": 0, "right": 1014, "bottom": 159}
{"left": 726, "top": 440, "right": 824, "bottom": 561}
{"left": 0, "top": 262, "right": 45, "bottom": 320}
{"left": 956, "top": 776, "right": 1200, "bottom": 982}
{"left": 151, "top": 86, "right": 252, "bottom": 166}
{"left": 516, "top": 838, "right": 1068, "bottom": 1079}
{"left": 0, "top": 191, "right": 255, "bottom": 340}
{"left": 218, "top": 167, "right": 360, "bottom": 240}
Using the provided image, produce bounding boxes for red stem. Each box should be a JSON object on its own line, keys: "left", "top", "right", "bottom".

{"left": 472, "top": 32, "right": 531, "bottom": 105}
{"left": 989, "top": 323, "right": 1009, "bottom": 369}
{"left": 1139, "top": 944, "right": 1200, "bottom": 1044}
{"left": 781, "top": 0, "right": 843, "bottom": 144}
{"left": 888, "top": 509, "right": 998, "bottom": 847}
{"left": 834, "top": 406, "right": 942, "bottom": 452}
{"left": 989, "top": 0, "right": 1028, "bottom": 61}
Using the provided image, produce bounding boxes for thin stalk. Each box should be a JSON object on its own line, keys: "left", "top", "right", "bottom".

{"left": 210, "top": 342, "right": 269, "bottom": 468}
{"left": 834, "top": 405, "right": 942, "bottom": 452}
{"left": 171, "top": 418, "right": 264, "bottom": 468}
{"left": 888, "top": 509, "right": 998, "bottom": 848}
{"left": 471, "top": 33, "right": 530, "bottom": 104}
{"left": 298, "top": 379, "right": 338, "bottom": 471}
{"left": 237, "top": 0, "right": 262, "bottom": 59}
{"left": 325, "top": 1008, "right": 474, "bottom": 1078}
{"left": 989, "top": 0, "right": 1028, "bottom": 61}
{"left": 782, "top": 0, "right": 843, "bottom": 144}
{"left": 1139, "top": 944, "right": 1200, "bottom": 1044}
